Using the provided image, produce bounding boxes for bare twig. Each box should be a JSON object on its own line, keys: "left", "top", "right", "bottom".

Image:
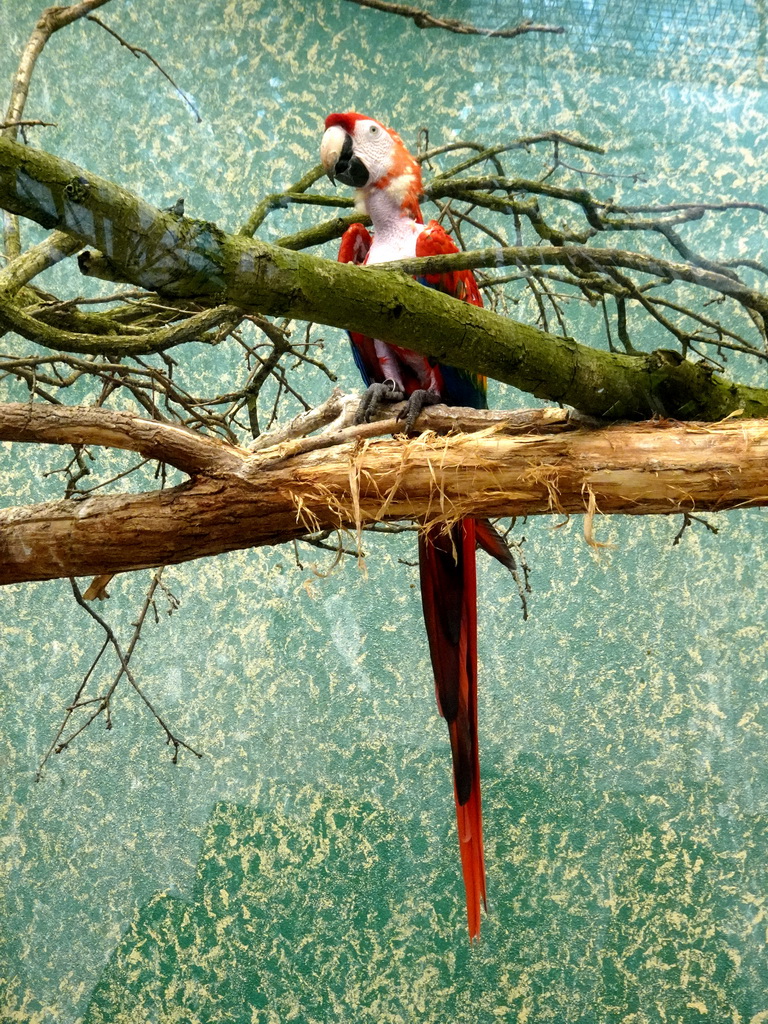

{"left": 672, "top": 512, "right": 719, "bottom": 546}
{"left": 341, "top": 0, "right": 565, "bottom": 38}
{"left": 0, "top": 118, "right": 56, "bottom": 130}
{"left": 38, "top": 571, "right": 202, "bottom": 775}
{"left": 86, "top": 15, "right": 201, "bottom": 122}
{"left": 36, "top": 634, "right": 110, "bottom": 780}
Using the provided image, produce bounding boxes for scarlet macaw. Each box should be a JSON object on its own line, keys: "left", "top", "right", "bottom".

{"left": 320, "top": 112, "right": 513, "bottom": 939}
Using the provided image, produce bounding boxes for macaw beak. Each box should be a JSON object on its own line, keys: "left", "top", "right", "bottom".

{"left": 320, "top": 125, "right": 369, "bottom": 188}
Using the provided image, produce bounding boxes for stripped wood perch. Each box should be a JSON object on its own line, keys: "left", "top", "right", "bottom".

{"left": 2, "top": 399, "right": 767, "bottom": 585}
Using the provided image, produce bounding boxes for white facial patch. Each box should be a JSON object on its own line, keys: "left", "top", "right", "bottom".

{"left": 351, "top": 120, "right": 395, "bottom": 184}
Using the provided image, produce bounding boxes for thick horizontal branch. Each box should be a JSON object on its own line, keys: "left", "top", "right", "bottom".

{"left": 2, "top": 402, "right": 768, "bottom": 585}
{"left": 2, "top": 136, "right": 768, "bottom": 419}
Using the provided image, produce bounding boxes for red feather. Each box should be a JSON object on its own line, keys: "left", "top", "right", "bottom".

{"left": 413, "top": 223, "right": 490, "bottom": 937}
{"left": 416, "top": 220, "right": 483, "bottom": 308}
{"left": 337, "top": 221, "right": 371, "bottom": 266}
{"left": 419, "top": 521, "right": 486, "bottom": 937}
{"left": 414, "top": 221, "right": 488, "bottom": 933}
{"left": 337, "top": 223, "right": 382, "bottom": 389}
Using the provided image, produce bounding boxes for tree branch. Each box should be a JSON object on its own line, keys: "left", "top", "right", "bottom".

{"left": 2, "top": 136, "right": 768, "bottom": 421}
{"left": 341, "top": 0, "right": 565, "bottom": 38}
{"left": 2, "top": 0, "right": 112, "bottom": 257}
{"left": 0, "top": 294, "right": 242, "bottom": 356}
{"left": 85, "top": 14, "right": 201, "bottom": 123}
{"left": 2, "top": 0, "right": 112, "bottom": 138}
{"left": 0, "top": 401, "right": 245, "bottom": 475}
{"left": 0, "top": 229, "right": 82, "bottom": 295}
{"left": 375, "top": 245, "right": 768, "bottom": 316}
{"left": 2, "top": 401, "right": 767, "bottom": 586}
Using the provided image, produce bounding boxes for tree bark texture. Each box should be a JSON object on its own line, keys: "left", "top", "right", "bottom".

{"left": 2, "top": 135, "right": 768, "bottom": 421}
{"left": 2, "top": 402, "right": 767, "bottom": 585}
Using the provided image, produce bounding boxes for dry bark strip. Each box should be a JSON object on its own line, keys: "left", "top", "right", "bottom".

{"left": 2, "top": 402, "right": 768, "bottom": 585}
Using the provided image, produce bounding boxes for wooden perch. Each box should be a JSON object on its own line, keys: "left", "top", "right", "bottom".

{"left": 2, "top": 400, "right": 768, "bottom": 586}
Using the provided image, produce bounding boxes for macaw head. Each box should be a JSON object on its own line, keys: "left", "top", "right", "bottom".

{"left": 320, "top": 112, "right": 423, "bottom": 221}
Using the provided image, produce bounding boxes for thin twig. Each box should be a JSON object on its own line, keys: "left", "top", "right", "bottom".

{"left": 45, "top": 574, "right": 204, "bottom": 765}
{"left": 341, "top": 0, "right": 565, "bottom": 38}
{"left": 86, "top": 14, "right": 201, "bottom": 122}
{"left": 672, "top": 512, "right": 719, "bottom": 546}
{"left": 36, "top": 635, "right": 110, "bottom": 780}
{"left": 0, "top": 118, "right": 56, "bottom": 130}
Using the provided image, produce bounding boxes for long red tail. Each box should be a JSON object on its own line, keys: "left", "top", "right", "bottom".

{"left": 418, "top": 519, "right": 486, "bottom": 939}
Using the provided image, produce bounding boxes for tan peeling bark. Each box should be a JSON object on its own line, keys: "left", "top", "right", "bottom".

{"left": 2, "top": 402, "right": 767, "bottom": 586}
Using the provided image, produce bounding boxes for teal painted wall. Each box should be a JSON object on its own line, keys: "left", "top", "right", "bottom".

{"left": 2, "top": 1, "right": 768, "bottom": 1021}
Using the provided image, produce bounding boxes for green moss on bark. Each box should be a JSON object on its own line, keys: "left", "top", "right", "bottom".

{"left": 2, "top": 136, "right": 767, "bottom": 421}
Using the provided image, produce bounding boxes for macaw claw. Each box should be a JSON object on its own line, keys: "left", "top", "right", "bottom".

{"left": 354, "top": 380, "right": 406, "bottom": 424}
{"left": 396, "top": 388, "right": 441, "bottom": 433}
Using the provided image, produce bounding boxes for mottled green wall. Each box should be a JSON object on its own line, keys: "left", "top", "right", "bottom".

{"left": 2, "top": 1, "right": 768, "bottom": 1022}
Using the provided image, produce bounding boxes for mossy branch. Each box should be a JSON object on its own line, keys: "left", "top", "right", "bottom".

{"left": 1, "top": 135, "right": 768, "bottom": 420}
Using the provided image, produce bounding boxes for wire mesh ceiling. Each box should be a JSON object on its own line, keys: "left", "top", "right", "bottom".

{"left": 468, "top": 0, "right": 765, "bottom": 77}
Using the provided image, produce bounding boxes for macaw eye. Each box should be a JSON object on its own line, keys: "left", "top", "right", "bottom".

{"left": 369, "top": 125, "right": 379, "bottom": 135}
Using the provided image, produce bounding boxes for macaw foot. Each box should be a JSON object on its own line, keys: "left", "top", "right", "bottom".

{"left": 397, "top": 388, "right": 441, "bottom": 433}
{"left": 354, "top": 380, "right": 406, "bottom": 424}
